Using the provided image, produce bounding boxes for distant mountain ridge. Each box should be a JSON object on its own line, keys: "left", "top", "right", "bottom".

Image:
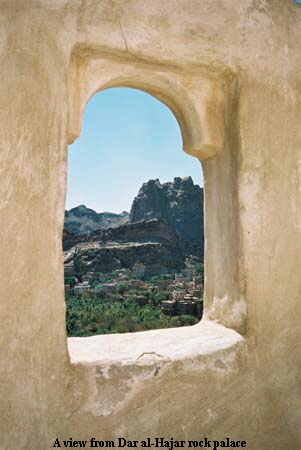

{"left": 64, "top": 206, "right": 129, "bottom": 234}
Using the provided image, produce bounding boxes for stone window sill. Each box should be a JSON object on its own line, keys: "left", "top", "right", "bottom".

{"left": 67, "top": 321, "right": 244, "bottom": 417}
{"left": 68, "top": 320, "right": 243, "bottom": 367}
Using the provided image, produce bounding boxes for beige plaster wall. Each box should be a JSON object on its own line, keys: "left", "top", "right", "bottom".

{"left": 0, "top": 1, "right": 300, "bottom": 449}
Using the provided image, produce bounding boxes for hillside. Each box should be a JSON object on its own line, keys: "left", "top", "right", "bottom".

{"left": 63, "top": 177, "right": 204, "bottom": 276}
{"left": 64, "top": 177, "right": 203, "bottom": 254}
{"left": 64, "top": 206, "right": 129, "bottom": 234}
{"left": 63, "top": 218, "right": 185, "bottom": 276}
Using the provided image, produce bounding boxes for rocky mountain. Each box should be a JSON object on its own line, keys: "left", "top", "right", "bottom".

{"left": 63, "top": 177, "right": 204, "bottom": 276}
{"left": 64, "top": 177, "right": 203, "bottom": 252}
{"left": 129, "top": 176, "right": 204, "bottom": 257}
{"left": 64, "top": 205, "right": 129, "bottom": 234}
{"left": 63, "top": 218, "right": 185, "bottom": 276}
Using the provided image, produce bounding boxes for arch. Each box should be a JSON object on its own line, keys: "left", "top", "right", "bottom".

{"left": 78, "top": 80, "right": 191, "bottom": 157}
{"left": 65, "top": 84, "right": 206, "bottom": 337}
{"left": 67, "top": 50, "right": 244, "bottom": 332}
{"left": 68, "top": 52, "right": 234, "bottom": 161}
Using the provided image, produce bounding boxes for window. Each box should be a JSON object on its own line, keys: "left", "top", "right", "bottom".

{"left": 64, "top": 88, "right": 204, "bottom": 337}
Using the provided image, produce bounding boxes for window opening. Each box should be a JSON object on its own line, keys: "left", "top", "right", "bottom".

{"left": 64, "top": 88, "right": 204, "bottom": 337}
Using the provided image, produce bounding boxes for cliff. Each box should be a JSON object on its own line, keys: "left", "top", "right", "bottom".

{"left": 63, "top": 177, "right": 204, "bottom": 276}
{"left": 64, "top": 177, "right": 203, "bottom": 258}
{"left": 63, "top": 218, "right": 185, "bottom": 275}
{"left": 130, "top": 176, "right": 204, "bottom": 257}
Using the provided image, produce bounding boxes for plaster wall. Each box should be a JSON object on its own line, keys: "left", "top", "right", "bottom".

{"left": 0, "top": 1, "right": 300, "bottom": 449}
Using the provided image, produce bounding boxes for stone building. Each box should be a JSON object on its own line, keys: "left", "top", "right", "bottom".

{"left": 176, "top": 300, "right": 197, "bottom": 316}
{"left": 161, "top": 300, "right": 176, "bottom": 316}
{"left": 1, "top": 2, "right": 301, "bottom": 450}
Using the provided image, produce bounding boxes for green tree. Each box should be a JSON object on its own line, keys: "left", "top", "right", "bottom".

{"left": 117, "top": 282, "right": 127, "bottom": 295}
{"left": 153, "top": 290, "right": 169, "bottom": 305}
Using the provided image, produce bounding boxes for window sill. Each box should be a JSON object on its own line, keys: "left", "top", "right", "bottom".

{"left": 68, "top": 320, "right": 243, "bottom": 366}
{"left": 67, "top": 321, "right": 244, "bottom": 417}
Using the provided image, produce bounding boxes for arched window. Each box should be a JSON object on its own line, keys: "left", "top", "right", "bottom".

{"left": 64, "top": 88, "right": 204, "bottom": 337}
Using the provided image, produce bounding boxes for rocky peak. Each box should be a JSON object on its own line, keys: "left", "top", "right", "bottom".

{"left": 172, "top": 176, "right": 194, "bottom": 190}
{"left": 130, "top": 179, "right": 170, "bottom": 222}
{"left": 64, "top": 205, "right": 129, "bottom": 234}
{"left": 67, "top": 205, "right": 99, "bottom": 219}
{"left": 129, "top": 177, "right": 204, "bottom": 258}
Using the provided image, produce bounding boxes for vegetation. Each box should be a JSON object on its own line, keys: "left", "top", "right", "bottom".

{"left": 64, "top": 276, "right": 76, "bottom": 286}
{"left": 73, "top": 250, "right": 85, "bottom": 281}
{"left": 66, "top": 295, "right": 198, "bottom": 337}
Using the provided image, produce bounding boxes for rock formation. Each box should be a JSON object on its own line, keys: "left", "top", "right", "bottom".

{"left": 64, "top": 177, "right": 204, "bottom": 259}
{"left": 130, "top": 176, "right": 204, "bottom": 256}
{"left": 63, "top": 177, "right": 204, "bottom": 276}
{"left": 64, "top": 205, "right": 129, "bottom": 234}
{"left": 63, "top": 218, "right": 185, "bottom": 276}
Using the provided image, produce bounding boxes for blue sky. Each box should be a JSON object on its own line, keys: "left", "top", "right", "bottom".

{"left": 67, "top": 87, "right": 203, "bottom": 213}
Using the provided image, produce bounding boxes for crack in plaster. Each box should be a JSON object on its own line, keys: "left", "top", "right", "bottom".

{"left": 118, "top": 19, "right": 128, "bottom": 54}
{"left": 137, "top": 351, "right": 167, "bottom": 360}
